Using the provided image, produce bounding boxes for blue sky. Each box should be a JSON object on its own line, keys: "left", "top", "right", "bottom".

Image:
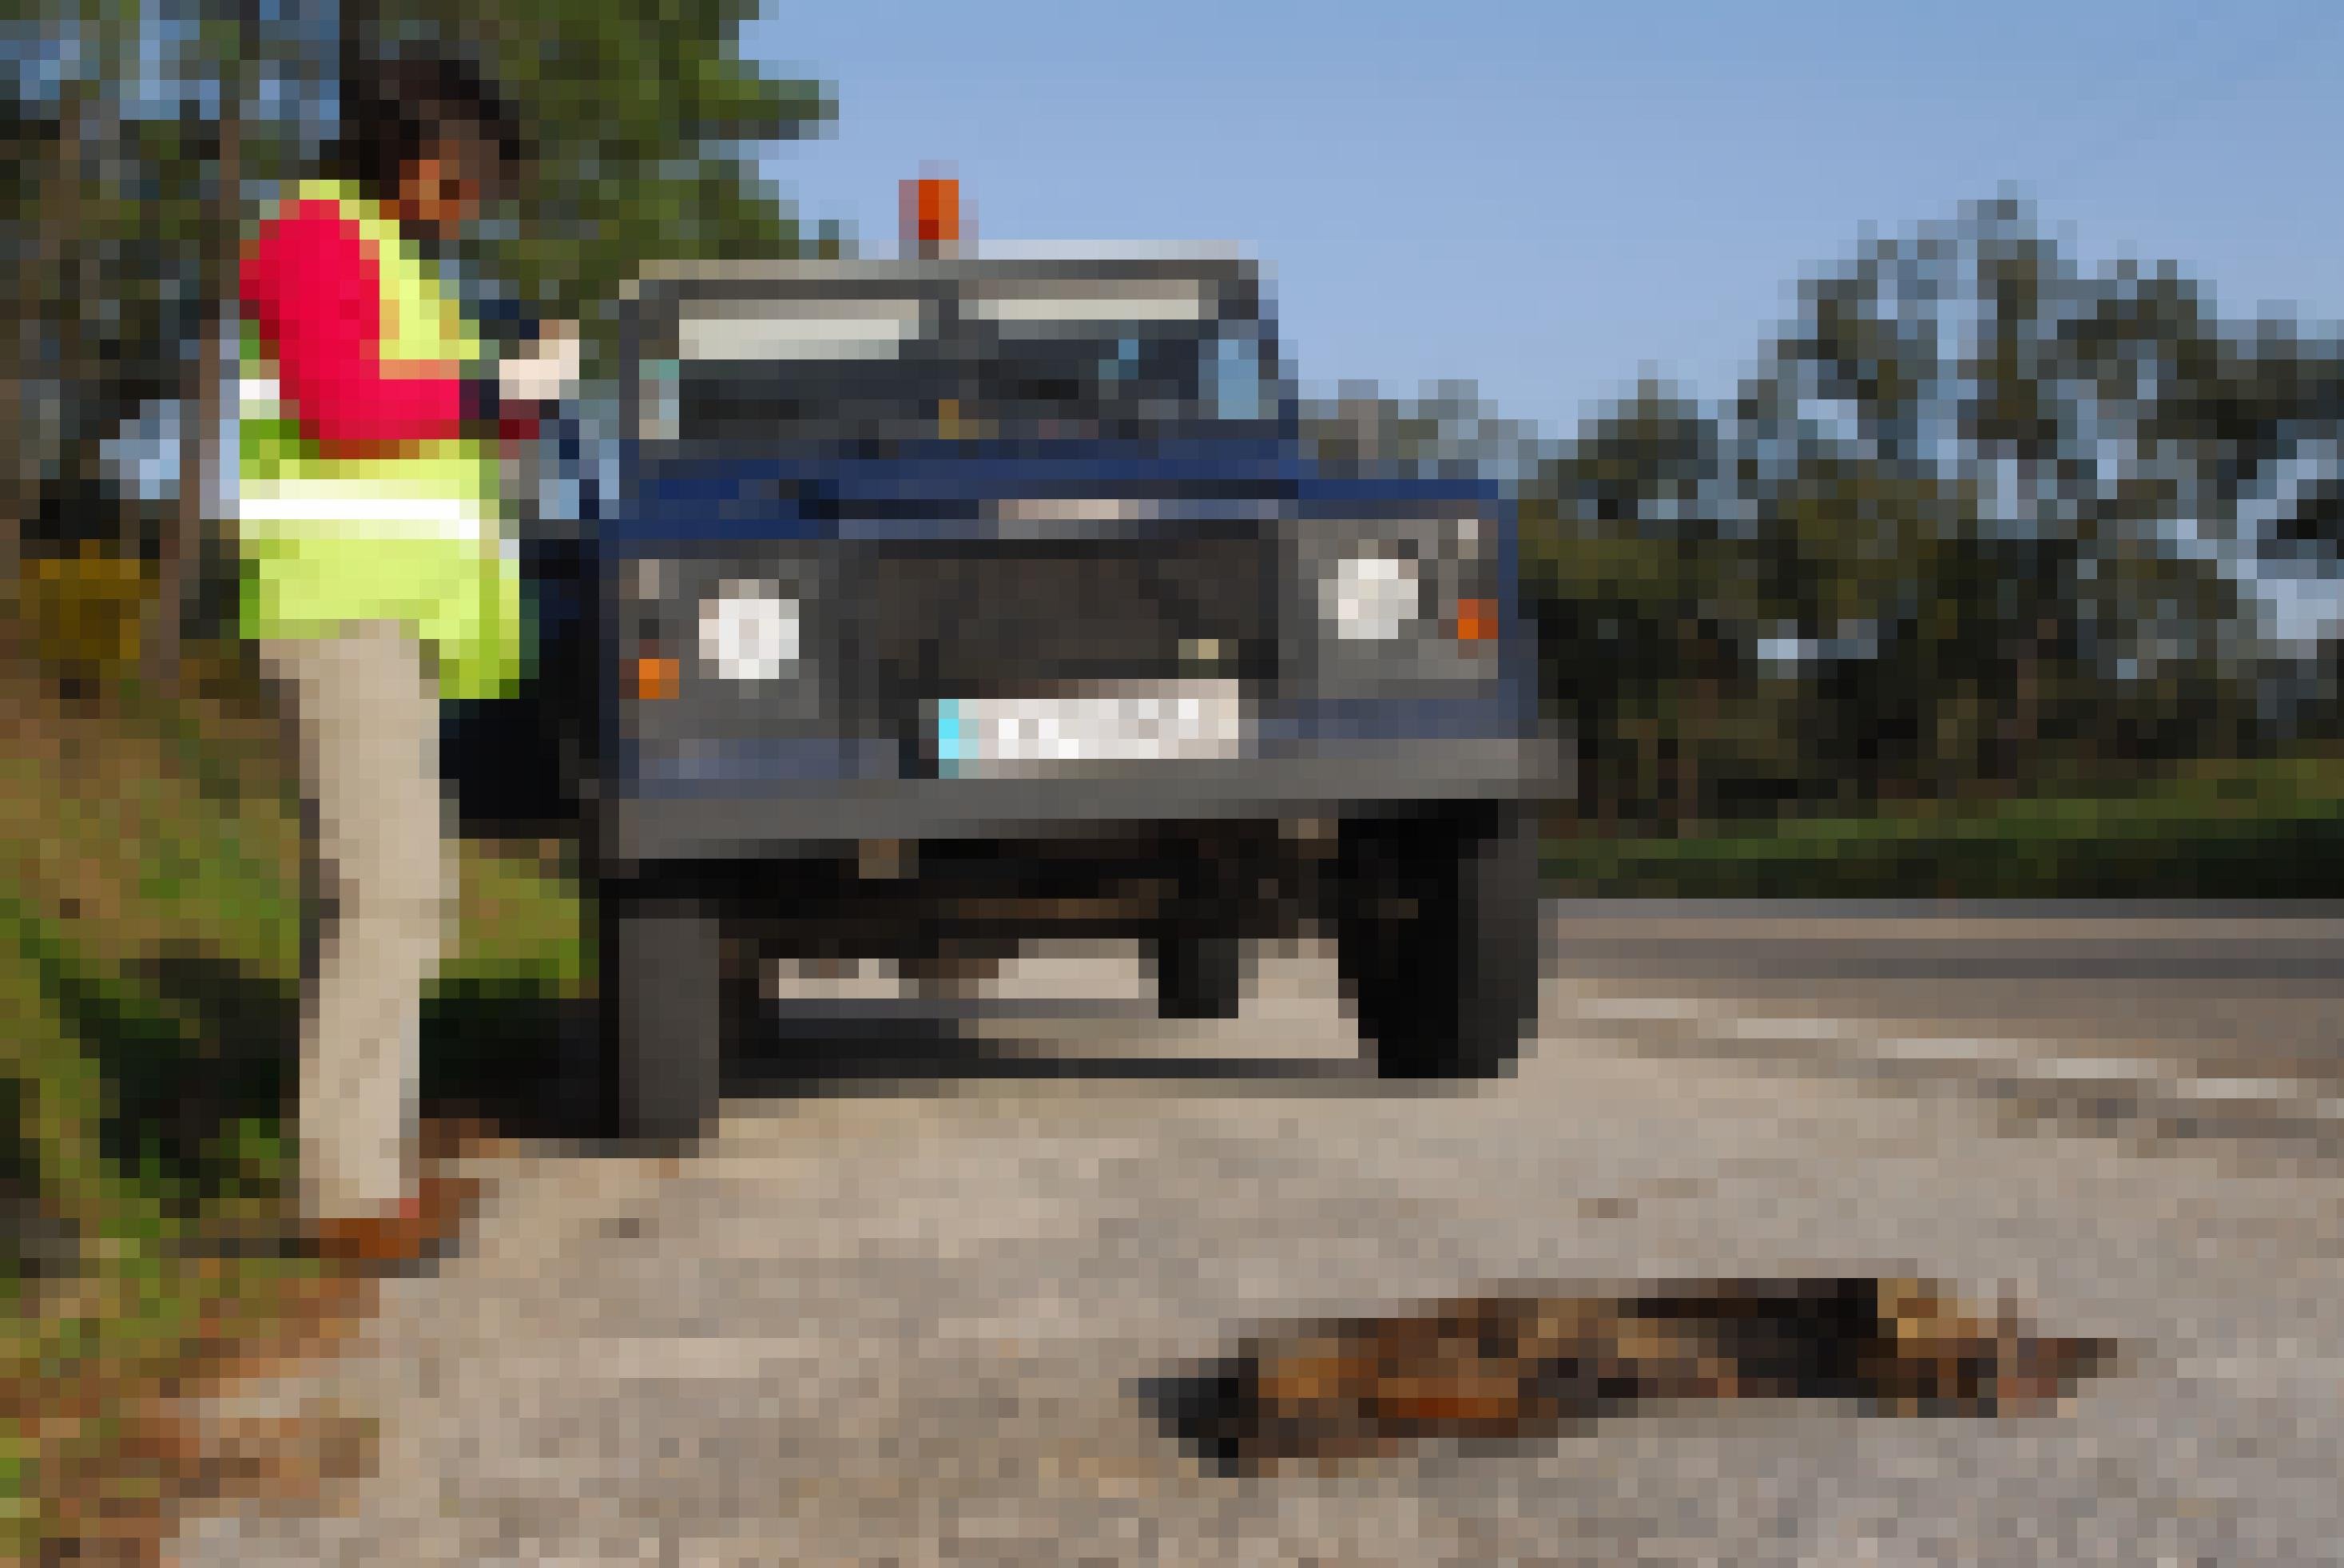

{"left": 745, "top": 0, "right": 2344, "bottom": 442}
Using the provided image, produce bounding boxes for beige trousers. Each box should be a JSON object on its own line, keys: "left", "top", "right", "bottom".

{"left": 260, "top": 624, "right": 455, "bottom": 1224}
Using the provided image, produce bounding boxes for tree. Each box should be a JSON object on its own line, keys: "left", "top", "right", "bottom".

{"left": 1517, "top": 194, "right": 2326, "bottom": 828}
{"left": 1521, "top": 380, "right": 1789, "bottom": 827}
{"left": 1722, "top": 196, "right": 2273, "bottom": 797}
{"left": 2, "top": 0, "right": 834, "bottom": 681}
{"left": 1300, "top": 380, "right": 1547, "bottom": 485}
{"left": 6, "top": 2, "right": 133, "bottom": 567}
{"left": 355, "top": 0, "right": 833, "bottom": 383}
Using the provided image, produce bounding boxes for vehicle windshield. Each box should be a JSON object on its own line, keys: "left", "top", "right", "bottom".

{"left": 647, "top": 284, "right": 1278, "bottom": 448}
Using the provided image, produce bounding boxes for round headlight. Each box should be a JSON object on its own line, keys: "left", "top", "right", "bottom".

{"left": 698, "top": 582, "right": 801, "bottom": 681}
{"left": 1321, "top": 554, "right": 1420, "bottom": 641}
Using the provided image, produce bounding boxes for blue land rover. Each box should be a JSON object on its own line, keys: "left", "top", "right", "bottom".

{"left": 590, "top": 235, "right": 1568, "bottom": 1140}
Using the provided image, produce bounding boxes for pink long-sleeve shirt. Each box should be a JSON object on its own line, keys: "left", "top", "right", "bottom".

{"left": 240, "top": 196, "right": 537, "bottom": 450}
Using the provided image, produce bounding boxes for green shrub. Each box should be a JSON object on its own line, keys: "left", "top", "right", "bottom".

{"left": 1543, "top": 757, "right": 2344, "bottom": 898}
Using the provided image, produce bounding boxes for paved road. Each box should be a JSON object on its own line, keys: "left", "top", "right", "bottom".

{"left": 177, "top": 907, "right": 2344, "bottom": 1566}
{"left": 1543, "top": 901, "right": 2344, "bottom": 1145}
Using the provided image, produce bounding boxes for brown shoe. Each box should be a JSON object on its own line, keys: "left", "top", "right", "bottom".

{"left": 304, "top": 1171, "right": 482, "bottom": 1272}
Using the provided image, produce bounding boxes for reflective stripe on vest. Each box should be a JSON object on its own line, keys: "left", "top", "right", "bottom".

{"left": 237, "top": 487, "right": 491, "bottom": 541}
{"left": 237, "top": 376, "right": 282, "bottom": 418}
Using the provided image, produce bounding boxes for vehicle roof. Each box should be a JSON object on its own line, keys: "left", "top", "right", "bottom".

{"left": 623, "top": 252, "right": 1263, "bottom": 305}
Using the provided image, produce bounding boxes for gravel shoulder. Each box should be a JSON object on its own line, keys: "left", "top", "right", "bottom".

{"left": 174, "top": 936, "right": 2344, "bottom": 1566}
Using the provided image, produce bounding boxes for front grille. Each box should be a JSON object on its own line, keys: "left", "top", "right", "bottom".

{"left": 835, "top": 533, "right": 1277, "bottom": 733}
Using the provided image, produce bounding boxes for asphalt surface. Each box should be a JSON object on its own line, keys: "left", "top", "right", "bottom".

{"left": 176, "top": 905, "right": 2344, "bottom": 1566}
{"left": 1542, "top": 901, "right": 2344, "bottom": 1147}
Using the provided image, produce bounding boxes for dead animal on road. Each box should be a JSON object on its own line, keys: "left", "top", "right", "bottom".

{"left": 1142, "top": 1275, "right": 2118, "bottom": 1474}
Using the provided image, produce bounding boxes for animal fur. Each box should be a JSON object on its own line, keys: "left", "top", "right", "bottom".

{"left": 1153, "top": 1276, "right": 2116, "bottom": 1472}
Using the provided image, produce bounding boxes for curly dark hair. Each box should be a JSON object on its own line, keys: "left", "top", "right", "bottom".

{"left": 324, "top": 48, "right": 526, "bottom": 204}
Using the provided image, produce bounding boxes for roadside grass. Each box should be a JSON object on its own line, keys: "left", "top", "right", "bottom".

{"left": 1543, "top": 751, "right": 2344, "bottom": 899}
{"left": 0, "top": 640, "right": 584, "bottom": 1562}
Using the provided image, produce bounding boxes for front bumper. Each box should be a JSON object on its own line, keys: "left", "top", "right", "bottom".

{"left": 601, "top": 734, "right": 1570, "bottom": 867}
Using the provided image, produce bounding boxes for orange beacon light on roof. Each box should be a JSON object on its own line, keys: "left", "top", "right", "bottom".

{"left": 900, "top": 177, "right": 961, "bottom": 259}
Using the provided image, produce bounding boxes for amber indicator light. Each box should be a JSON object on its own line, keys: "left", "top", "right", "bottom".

{"left": 1455, "top": 598, "right": 1498, "bottom": 642}
{"left": 630, "top": 656, "right": 681, "bottom": 701}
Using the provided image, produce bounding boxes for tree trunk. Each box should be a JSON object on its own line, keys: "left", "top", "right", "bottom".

{"left": 1675, "top": 659, "right": 1720, "bottom": 831}
{"left": 0, "top": 264, "right": 26, "bottom": 645}
{"left": 50, "top": 81, "right": 89, "bottom": 555}
{"left": 0, "top": 113, "right": 37, "bottom": 629}
{"left": 4, "top": 84, "right": 89, "bottom": 668}
{"left": 151, "top": 18, "right": 249, "bottom": 693}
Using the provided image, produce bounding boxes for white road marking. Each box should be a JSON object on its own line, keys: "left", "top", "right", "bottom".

{"left": 1558, "top": 987, "right": 2344, "bottom": 1133}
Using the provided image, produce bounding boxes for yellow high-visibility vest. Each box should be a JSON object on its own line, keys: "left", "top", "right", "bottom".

{"left": 236, "top": 179, "right": 524, "bottom": 701}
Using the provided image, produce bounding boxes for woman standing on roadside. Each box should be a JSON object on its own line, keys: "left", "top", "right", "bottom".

{"left": 236, "top": 47, "right": 578, "bottom": 1250}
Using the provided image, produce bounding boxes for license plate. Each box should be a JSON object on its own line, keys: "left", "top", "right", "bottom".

{"left": 934, "top": 681, "right": 1249, "bottom": 776}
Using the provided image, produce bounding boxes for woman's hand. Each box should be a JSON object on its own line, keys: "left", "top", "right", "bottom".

{"left": 499, "top": 320, "right": 582, "bottom": 404}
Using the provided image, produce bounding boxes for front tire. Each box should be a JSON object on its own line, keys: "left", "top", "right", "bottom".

{"left": 1337, "top": 807, "right": 1541, "bottom": 1080}
{"left": 603, "top": 894, "right": 727, "bottom": 1144}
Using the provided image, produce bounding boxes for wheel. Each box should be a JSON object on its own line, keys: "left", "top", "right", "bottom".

{"left": 602, "top": 893, "right": 727, "bottom": 1143}
{"left": 1337, "top": 807, "right": 1540, "bottom": 1079}
{"left": 1151, "top": 928, "right": 1245, "bottom": 1020}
